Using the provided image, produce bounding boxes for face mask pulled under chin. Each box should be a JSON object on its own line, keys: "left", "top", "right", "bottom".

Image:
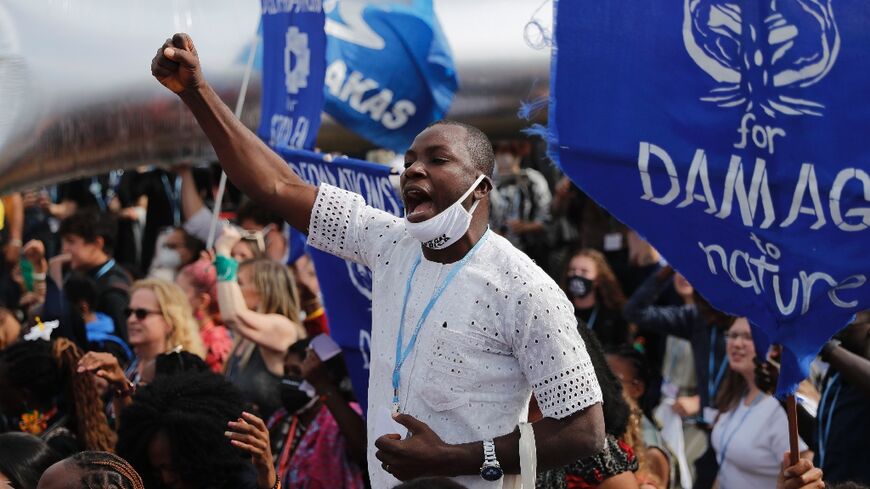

{"left": 279, "top": 377, "right": 318, "bottom": 414}
{"left": 404, "top": 175, "right": 486, "bottom": 250}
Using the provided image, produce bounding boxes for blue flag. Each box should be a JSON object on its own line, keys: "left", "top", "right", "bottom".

{"left": 323, "top": 0, "right": 458, "bottom": 151}
{"left": 258, "top": 0, "right": 326, "bottom": 150}
{"left": 549, "top": 1, "right": 870, "bottom": 395}
{"left": 275, "top": 147, "right": 403, "bottom": 410}
{"left": 286, "top": 226, "right": 308, "bottom": 264}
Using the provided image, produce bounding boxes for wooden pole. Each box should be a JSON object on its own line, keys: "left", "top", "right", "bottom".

{"left": 786, "top": 395, "right": 800, "bottom": 465}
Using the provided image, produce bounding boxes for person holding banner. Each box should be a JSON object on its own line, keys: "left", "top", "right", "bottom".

{"left": 151, "top": 33, "right": 605, "bottom": 488}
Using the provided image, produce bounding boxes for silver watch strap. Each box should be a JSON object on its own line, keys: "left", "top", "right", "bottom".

{"left": 483, "top": 439, "right": 499, "bottom": 466}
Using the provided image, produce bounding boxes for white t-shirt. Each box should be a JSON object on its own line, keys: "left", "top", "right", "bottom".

{"left": 711, "top": 394, "right": 808, "bottom": 489}
{"left": 307, "top": 184, "right": 603, "bottom": 489}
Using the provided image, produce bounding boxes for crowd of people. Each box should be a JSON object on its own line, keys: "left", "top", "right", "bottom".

{"left": 0, "top": 33, "right": 866, "bottom": 489}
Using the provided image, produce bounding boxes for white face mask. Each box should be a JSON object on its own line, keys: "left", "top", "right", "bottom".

{"left": 153, "top": 247, "right": 182, "bottom": 270}
{"left": 404, "top": 175, "right": 486, "bottom": 250}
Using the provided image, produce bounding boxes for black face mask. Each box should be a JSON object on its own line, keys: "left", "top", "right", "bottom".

{"left": 279, "top": 376, "right": 315, "bottom": 414}
{"left": 567, "top": 275, "right": 594, "bottom": 299}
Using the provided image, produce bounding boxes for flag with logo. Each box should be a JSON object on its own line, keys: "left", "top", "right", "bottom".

{"left": 257, "top": 1, "right": 326, "bottom": 150}
{"left": 548, "top": 1, "right": 870, "bottom": 395}
{"left": 276, "top": 146, "right": 403, "bottom": 410}
{"left": 323, "top": 0, "right": 458, "bottom": 151}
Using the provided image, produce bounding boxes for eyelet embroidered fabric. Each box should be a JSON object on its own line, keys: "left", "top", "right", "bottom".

{"left": 308, "top": 184, "right": 603, "bottom": 489}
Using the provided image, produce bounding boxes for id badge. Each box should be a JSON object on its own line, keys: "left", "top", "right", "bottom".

{"left": 703, "top": 406, "right": 719, "bottom": 425}
{"left": 603, "top": 232, "right": 623, "bottom": 251}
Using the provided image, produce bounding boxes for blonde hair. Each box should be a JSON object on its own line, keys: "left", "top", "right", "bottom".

{"left": 238, "top": 259, "right": 301, "bottom": 322}
{"left": 131, "top": 279, "right": 206, "bottom": 358}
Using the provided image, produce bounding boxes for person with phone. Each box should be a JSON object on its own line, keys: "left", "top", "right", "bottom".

{"left": 264, "top": 336, "right": 367, "bottom": 489}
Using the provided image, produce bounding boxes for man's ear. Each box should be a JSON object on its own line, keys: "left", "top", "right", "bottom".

{"left": 474, "top": 176, "right": 494, "bottom": 200}
{"left": 93, "top": 236, "right": 106, "bottom": 252}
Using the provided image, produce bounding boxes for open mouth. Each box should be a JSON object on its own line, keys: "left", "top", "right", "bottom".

{"left": 403, "top": 187, "right": 435, "bottom": 222}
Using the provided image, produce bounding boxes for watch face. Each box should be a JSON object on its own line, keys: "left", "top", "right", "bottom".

{"left": 481, "top": 466, "right": 504, "bottom": 481}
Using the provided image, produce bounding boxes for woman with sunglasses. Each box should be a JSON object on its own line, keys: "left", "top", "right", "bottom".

{"left": 225, "top": 227, "right": 266, "bottom": 262}
{"left": 215, "top": 226, "right": 305, "bottom": 419}
{"left": 78, "top": 279, "right": 206, "bottom": 419}
{"left": 710, "top": 318, "right": 809, "bottom": 489}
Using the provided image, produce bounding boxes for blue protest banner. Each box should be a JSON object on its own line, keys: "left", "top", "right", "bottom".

{"left": 257, "top": 0, "right": 326, "bottom": 150}
{"left": 286, "top": 227, "right": 307, "bottom": 264}
{"left": 548, "top": 1, "right": 870, "bottom": 395}
{"left": 275, "top": 146, "right": 402, "bottom": 410}
{"left": 323, "top": 0, "right": 458, "bottom": 151}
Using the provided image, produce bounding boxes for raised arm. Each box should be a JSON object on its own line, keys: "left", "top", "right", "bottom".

{"left": 214, "top": 229, "right": 301, "bottom": 354}
{"left": 821, "top": 340, "right": 870, "bottom": 398}
{"left": 623, "top": 266, "right": 696, "bottom": 339}
{"left": 3, "top": 193, "right": 23, "bottom": 265}
{"left": 216, "top": 274, "right": 299, "bottom": 353}
{"left": 177, "top": 165, "right": 205, "bottom": 220}
{"left": 151, "top": 33, "right": 317, "bottom": 232}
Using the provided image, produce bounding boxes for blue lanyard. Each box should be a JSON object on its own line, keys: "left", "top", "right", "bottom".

{"left": 708, "top": 328, "right": 728, "bottom": 402}
{"left": 160, "top": 174, "right": 181, "bottom": 226}
{"left": 817, "top": 372, "right": 842, "bottom": 468}
{"left": 125, "top": 357, "right": 141, "bottom": 385}
{"left": 586, "top": 305, "right": 599, "bottom": 330}
{"left": 94, "top": 259, "right": 116, "bottom": 280}
{"left": 391, "top": 230, "right": 491, "bottom": 412}
{"left": 89, "top": 177, "right": 108, "bottom": 212}
{"left": 716, "top": 393, "right": 764, "bottom": 466}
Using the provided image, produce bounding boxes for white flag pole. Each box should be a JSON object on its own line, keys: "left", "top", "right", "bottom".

{"left": 206, "top": 27, "right": 261, "bottom": 249}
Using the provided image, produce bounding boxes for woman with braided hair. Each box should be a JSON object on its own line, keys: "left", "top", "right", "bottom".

{"left": 116, "top": 371, "right": 272, "bottom": 489}
{"left": 37, "top": 451, "right": 144, "bottom": 489}
{"left": 0, "top": 338, "right": 116, "bottom": 457}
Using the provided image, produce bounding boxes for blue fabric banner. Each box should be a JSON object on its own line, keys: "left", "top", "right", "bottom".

{"left": 323, "top": 0, "right": 458, "bottom": 151}
{"left": 549, "top": 1, "right": 870, "bottom": 395}
{"left": 257, "top": 0, "right": 326, "bottom": 150}
{"left": 276, "top": 147, "right": 403, "bottom": 410}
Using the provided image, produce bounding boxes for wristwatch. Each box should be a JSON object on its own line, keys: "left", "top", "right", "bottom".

{"left": 479, "top": 440, "right": 503, "bottom": 481}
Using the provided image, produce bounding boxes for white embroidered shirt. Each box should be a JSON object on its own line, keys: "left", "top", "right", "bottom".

{"left": 307, "top": 184, "right": 603, "bottom": 489}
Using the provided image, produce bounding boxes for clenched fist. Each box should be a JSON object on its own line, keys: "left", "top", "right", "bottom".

{"left": 151, "top": 33, "right": 204, "bottom": 94}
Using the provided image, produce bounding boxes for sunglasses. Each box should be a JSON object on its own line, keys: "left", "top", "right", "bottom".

{"left": 125, "top": 308, "right": 162, "bottom": 320}
{"left": 239, "top": 229, "right": 267, "bottom": 253}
